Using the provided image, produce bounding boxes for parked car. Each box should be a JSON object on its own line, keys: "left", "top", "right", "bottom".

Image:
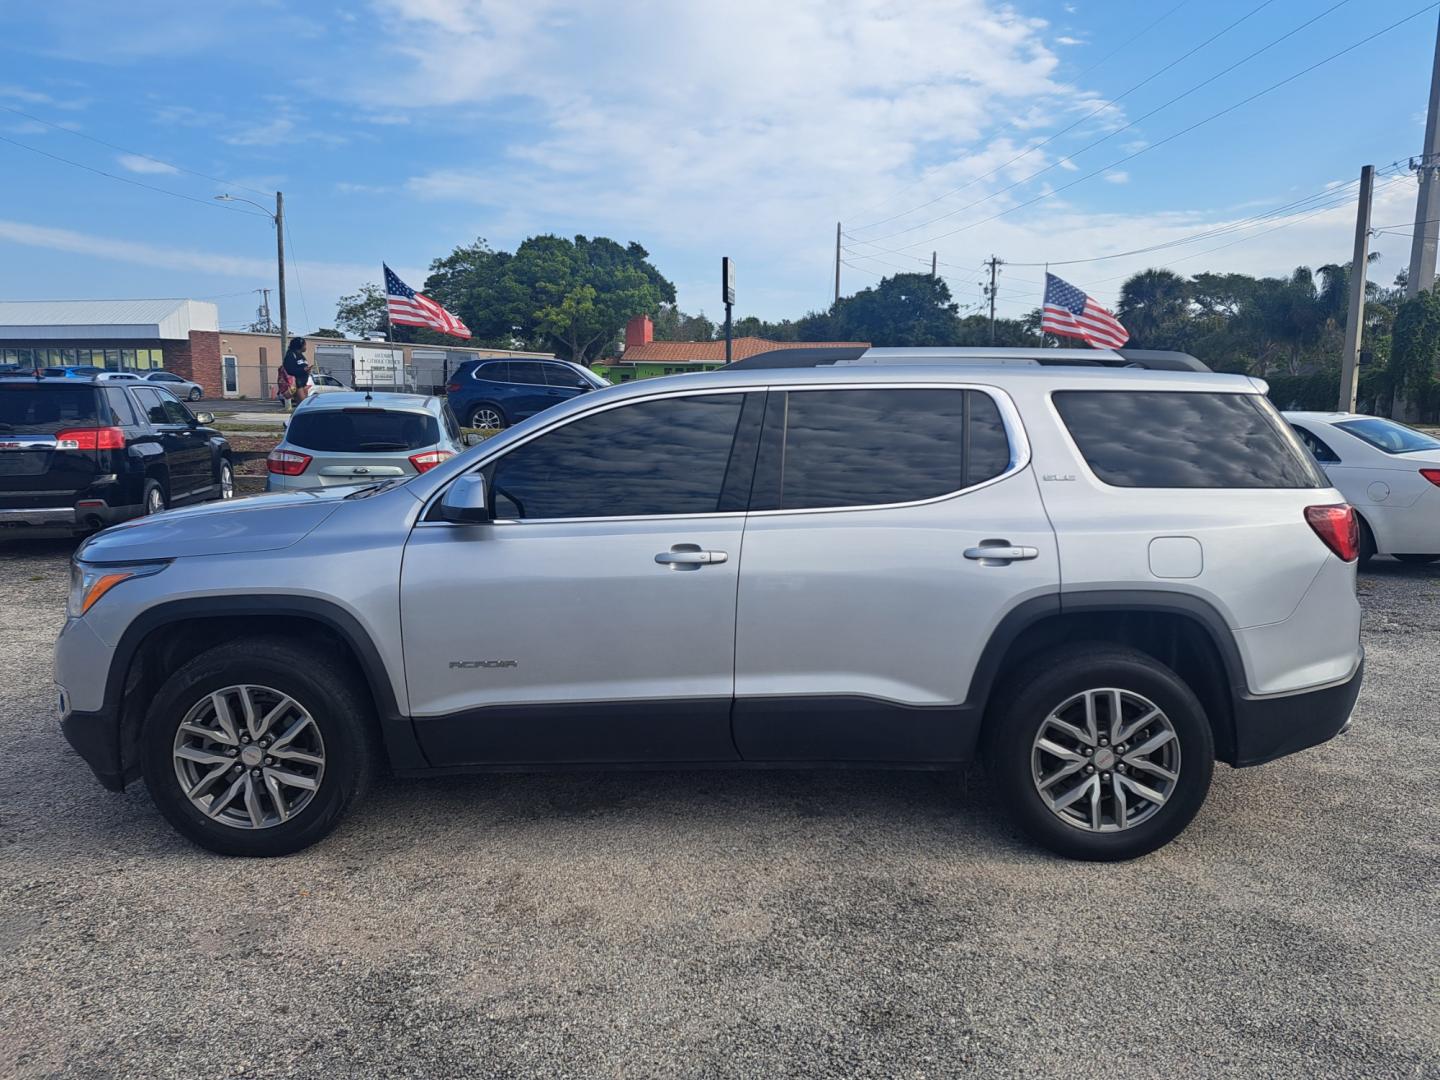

{"left": 308, "top": 372, "right": 352, "bottom": 395}
{"left": 56, "top": 348, "right": 1362, "bottom": 861}
{"left": 446, "top": 357, "right": 607, "bottom": 430}
{"left": 41, "top": 365, "right": 106, "bottom": 379}
{"left": 1, "top": 375, "right": 232, "bottom": 536}
{"left": 1285, "top": 410, "right": 1440, "bottom": 565}
{"left": 141, "top": 370, "right": 205, "bottom": 401}
{"left": 265, "top": 391, "right": 469, "bottom": 491}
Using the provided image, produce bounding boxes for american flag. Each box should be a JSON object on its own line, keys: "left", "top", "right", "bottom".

{"left": 1041, "top": 273, "right": 1129, "bottom": 349}
{"left": 384, "top": 264, "right": 471, "bottom": 339}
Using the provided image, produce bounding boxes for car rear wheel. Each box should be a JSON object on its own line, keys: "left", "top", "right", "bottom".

{"left": 188, "top": 388, "right": 203, "bottom": 401}
{"left": 1357, "top": 516, "right": 1377, "bottom": 568}
{"left": 142, "top": 480, "right": 166, "bottom": 516}
{"left": 467, "top": 404, "right": 507, "bottom": 430}
{"left": 985, "top": 646, "right": 1214, "bottom": 861}
{"left": 141, "top": 638, "right": 377, "bottom": 856}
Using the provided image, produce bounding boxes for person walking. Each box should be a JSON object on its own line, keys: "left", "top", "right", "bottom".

{"left": 281, "top": 337, "right": 311, "bottom": 405}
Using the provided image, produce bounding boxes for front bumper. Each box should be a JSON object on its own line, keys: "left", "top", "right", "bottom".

{"left": 61, "top": 705, "right": 129, "bottom": 791}
{"left": 1230, "top": 658, "right": 1364, "bottom": 767}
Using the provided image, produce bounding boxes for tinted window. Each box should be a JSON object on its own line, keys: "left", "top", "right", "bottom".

{"left": 1333, "top": 417, "right": 1440, "bottom": 454}
{"left": 488, "top": 394, "right": 745, "bottom": 519}
{"left": 757, "top": 388, "right": 1010, "bottom": 511}
{"left": 157, "top": 393, "right": 192, "bottom": 426}
{"left": 286, "top": 408, "right": 441, "bottom": 452}
{"left": 105, "top": 388, "right": 139, "bottom": 426}
{"left": 0, "top": 386, "right": 99, "bottom": 432}
{"left": 508, "top": 362, "right": 547, "bottom": 386}
{"left": 543, "top": 363, "right": 590, "bottom": 389}
{"left": 1291, "top": 424, "right": 1340, "bottom": 463}
{"left": 150, "top": 372, "right": 181, "bottom": 383}
{"left": 1054, "top": 391, "right": 1323, "bottom": 488}
{"left": 131, "top": 387, "right": 171, "bottom": 426}
{"left": 475, "top": 362, "right": 510, "bottom": 383}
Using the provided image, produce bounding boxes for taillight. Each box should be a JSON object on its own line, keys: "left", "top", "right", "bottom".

{"left": 1420, "top": 468, "right": 1440, "bottom": 487}
{"left": 446, "top": 382, "right": 460, "bottom": 393}
{"left": 266, "top": 449, "right": 312, "bottom": 476}
{"left": 1305, "top": 504, "right": 1359, "bottom": 562}
{"left": 55, "top": 426, "right": 125, "bottom": 451}
{"left": 408, "top": 449, "right": 454, "bottom": 473}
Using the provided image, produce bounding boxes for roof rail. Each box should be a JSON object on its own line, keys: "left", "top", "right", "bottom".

{"left": 726, "top": 345, "right": 1210, "bottom": 373}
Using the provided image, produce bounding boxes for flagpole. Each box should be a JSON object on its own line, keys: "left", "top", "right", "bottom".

{"left": 1041, "top": 263, "right": 1049, "bottom": 348}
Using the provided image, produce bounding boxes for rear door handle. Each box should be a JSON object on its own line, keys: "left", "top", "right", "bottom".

{"left": 655, "top": 546, "right": 728, "bottom": 568}
{"left": 964, "top": 544, "right": 1039, "bottom": 563}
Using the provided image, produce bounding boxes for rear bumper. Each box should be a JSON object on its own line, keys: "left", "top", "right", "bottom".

{"left": 1230, "top": 657, "right": 1364, "bottom": 767}
{"left": 0, "top": 500, "right": 137, "bottom": 535}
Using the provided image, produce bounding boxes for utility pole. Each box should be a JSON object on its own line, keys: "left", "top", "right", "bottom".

{"left": 931, "top": 251, "right": 937, "bottom": 279}
{"left": 1339, "top": 165, "right": 1375, "bottom": 413}
{"left": 983, "top": 255, "right": 1003, "bottom": 344}
{"left": 1408, "top": 14, "right": 1440, "bottom": 300}
{"left": 834, "top": 222, "right": 841, "bottom": 305}
{"left": 275, "top": 191, "right": 288, "bottom": 353}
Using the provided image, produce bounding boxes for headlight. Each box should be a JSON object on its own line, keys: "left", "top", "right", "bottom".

{"left": 68, "top": 560, "right": 170, "bottom": 618}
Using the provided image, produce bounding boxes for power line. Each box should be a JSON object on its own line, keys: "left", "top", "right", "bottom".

{"left": 873, "top": 4, "right": 1439, "bottom": 253}
{"left": 0, "top": 133, "right": 270, "bottom": 217}
{"left": 0, "top": 102, "right": 274, "bottom": 197}
{"left": 849, "top": 0, "right": 1277, "bottom": 234}
{"left": 283, "top": 220, "right": 312, "bottom": 333}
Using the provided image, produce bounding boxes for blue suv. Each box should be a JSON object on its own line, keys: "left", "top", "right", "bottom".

{"left": 446, "top": 358, "right": 608, "bottom": 430}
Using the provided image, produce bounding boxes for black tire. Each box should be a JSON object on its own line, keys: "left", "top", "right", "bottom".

{"left": 1393, "top": 553, "right": 1439, "bottom": 565}
{"left": 467, "top": 403, "right": 508, "bottom": 430}
{"left": 984, "top": 645, "right": 1214, "bottom": 861}
{"left": 216, "top": 458, "right": 235, "bottom": 500}
{"left": 188, "top": 388, "right": 203, "bottom": 401}
{"left": 141, "top": 638, "right": 378, "bottom": 856}
{"left": 1357, "top": 516, "right": 1377, "bottom": 568}
{"left": 142, "top": 479, "right": 166, "bottom": 516}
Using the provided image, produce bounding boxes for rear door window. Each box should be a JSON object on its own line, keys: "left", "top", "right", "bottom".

{"left": 1054, "top": 390, "right": 1324, "bottom": 488}
{"left": 751, "top": 388, "right": 1012, "bottom": 511}
{"left": 286, "top": 409, "right": 441, "bottom": 452}
{"left": 0, "top": 386, "right": 100, "bottom": 432}
{"left": 105, "top": 388, "right": 139, "bottom": 426}
{"left": 1291, "top": 423, "right": 1340, "bottom": 463}
{"left": 508, "top": 362, "right": 547, "bottom": 386}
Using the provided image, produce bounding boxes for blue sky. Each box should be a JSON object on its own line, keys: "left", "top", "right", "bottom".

{"left": 0, "top": 0, "right": 1436, "bottom": 333}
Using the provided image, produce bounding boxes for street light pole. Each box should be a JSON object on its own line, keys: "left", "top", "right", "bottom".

{"left": 217, "top": 190, "right": 288, "bottom": 355}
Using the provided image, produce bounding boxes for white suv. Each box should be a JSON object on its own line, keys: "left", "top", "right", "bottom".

{"left": 54, "top": 348, "right": 1363, "bottom": 861}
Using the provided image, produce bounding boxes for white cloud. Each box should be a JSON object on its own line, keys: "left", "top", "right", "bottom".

{"left": 1103, "top": 170, "right": 1128, "bottom": 184}
{"left": 223, "top": 108, "right": 348, "bottom": 148}
{"left": 116, "top": 153, "right": 178, "bottom": 175}
{"left": 1055, "top": 35, "right": 1083, "bottom": 46}
{"left": 0, "top": 83, "right": 88, "bottom": 110}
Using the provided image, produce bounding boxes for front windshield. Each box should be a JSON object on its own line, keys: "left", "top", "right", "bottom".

{"left": 1334, "top": 417, "right": 1440, "bottom": 455}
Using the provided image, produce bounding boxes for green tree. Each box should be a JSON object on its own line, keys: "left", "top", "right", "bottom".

{"left": 423, "top": 238, "right": 516, "bottom": 347}
{"left": 310, "top": 327, "right": 345, "bottom": 339}
{"left": 830, "top": 273, "right": 962, "bottom": 345}
{"left": 1389, "top": 289, "right": 1440, "bottom": 407}
{"left": 1116, "top": 269, "right": 1190, "bottom": 347}
{"left": 333, "top": 283, "right": 387, "bottom": 337}
{"left": 501, "top": 235, "right": 674, "bottom": 365}
{"left": 653, "top": 304, "right": 717, "bottom": 342}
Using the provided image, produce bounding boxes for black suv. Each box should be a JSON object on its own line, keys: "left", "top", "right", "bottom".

{"left": 0, "top": 376, "right": 234, "bottom": 537}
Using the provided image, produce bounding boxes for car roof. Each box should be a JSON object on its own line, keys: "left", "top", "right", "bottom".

{"left": 293, "top": 390, "right": 440, "bottom": 412}
{"left": 727, "top": 345, "right": 1211, "bottom": 372}
{"left": 1283, "top": 411, "right": 1365, "bottom": 422}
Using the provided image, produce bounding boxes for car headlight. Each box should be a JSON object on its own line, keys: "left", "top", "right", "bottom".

{"left": 68, "top": 560, "right": 170, "bottom": 618}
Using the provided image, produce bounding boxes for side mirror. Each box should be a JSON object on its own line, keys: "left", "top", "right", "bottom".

{"left": 438, "top": 474, "right": 491, "bottom": 524}
{"left": 463, "top": 432, "right": 484, "bottom": 447}
{"left": 194, "top": 412, "right": 215, "bottom": 425}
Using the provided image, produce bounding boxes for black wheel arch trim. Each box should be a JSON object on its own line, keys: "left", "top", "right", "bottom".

{"left": 98, "top": 595, "right": 426, "bottom": 783}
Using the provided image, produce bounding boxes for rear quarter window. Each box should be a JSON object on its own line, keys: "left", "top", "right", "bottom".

{"left": 285, "top": 409, "right": 440, "bottom": 452}
{"left": 1053, "top": 390, "right": 1324, "bottom": 489}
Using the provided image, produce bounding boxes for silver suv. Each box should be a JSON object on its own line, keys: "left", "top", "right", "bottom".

{"left": 54, "top": 349, "right": 1363, "bottom": 860}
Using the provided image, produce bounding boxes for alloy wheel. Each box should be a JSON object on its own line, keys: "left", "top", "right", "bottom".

{"left": 470, "top": 407, "right": 502, "bottom": 429}
{"left": 145, "top": 486, "right": 165, "bottom": 515}
{"left": 1031, "top": 687, "right": 1181, "bottom": 833}
{"left": 172, "top": 684, "right": 326, "bottom": 830}
{"left": 219, "top": 463, "right": 235, "bottom": 499}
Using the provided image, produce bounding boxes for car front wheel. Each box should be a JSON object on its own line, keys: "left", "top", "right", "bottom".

{"left": 141, "top": 638, "right": 377, "bottom": 856}
{"left": 985, "top": 646, "right": 1214, "bottom": 861}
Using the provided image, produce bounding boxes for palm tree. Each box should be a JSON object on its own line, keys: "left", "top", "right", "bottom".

{"left": 1116, "top": 269, "right": 1190, "bottom": 347}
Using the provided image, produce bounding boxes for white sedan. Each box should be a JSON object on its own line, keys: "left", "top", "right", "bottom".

{"left": 307, "top": 372, "right": 352, "bottom": 394}
{"left": 1285, "top": 411, "right": 1440, "bottom": 566}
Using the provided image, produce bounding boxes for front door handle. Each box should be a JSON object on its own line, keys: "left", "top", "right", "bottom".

{"left": 964, "top": 544, "right": 1039, "bottom": 563}
{"left": 655, "top": 545, "right": 728, "bottom": 569}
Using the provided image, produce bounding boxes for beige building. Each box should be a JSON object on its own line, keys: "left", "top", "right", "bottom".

{"left": 215, "top": 330, "right": 555, "bottom": 399}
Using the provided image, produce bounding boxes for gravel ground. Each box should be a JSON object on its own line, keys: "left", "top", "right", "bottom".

{"left": 1, "top": 541, "right": 1436, "bottom": 1079}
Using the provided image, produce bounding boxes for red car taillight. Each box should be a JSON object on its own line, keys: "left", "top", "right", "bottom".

{"left": 408, "top": 449, "right": 454, "bottom": 473}
{"left": 1420, "top": 468, "right": 1440, "bottom": 487}
{"left": 1305, "top": 504, "right": 1359, "bottom": 562}
{"left": 266, "top": 449, "right": 312, "bottom": 476}
{"left": 446, "top": 382, "right": 461, "bottom": 394}
{"left": 55, "top": 426, "right": 125, "bottom": 451}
